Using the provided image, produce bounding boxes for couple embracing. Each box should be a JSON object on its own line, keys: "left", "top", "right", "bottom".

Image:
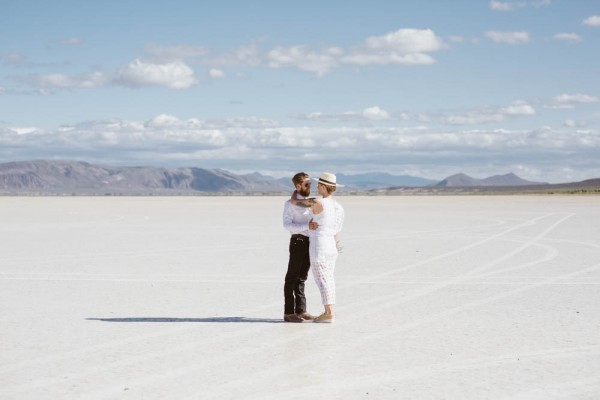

{"left": 282, "top": 172, "right": 345, "bottom": 324}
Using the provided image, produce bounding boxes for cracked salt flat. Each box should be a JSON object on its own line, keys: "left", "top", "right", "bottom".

{"left": 1, "top": 196, "right": 599, "bottom": 399}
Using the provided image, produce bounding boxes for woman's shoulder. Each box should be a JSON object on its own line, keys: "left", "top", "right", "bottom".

{"left": 323, "top": 196, "right": 338, "bottom": 205}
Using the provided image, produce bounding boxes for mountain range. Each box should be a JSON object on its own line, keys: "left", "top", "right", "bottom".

{"left": 0, "top": 160, "right": 595, "bottom": 194}
{"left": 0, "top": 160, "right": 287, "bottom": 194}
{"left": 435, "top": 173, "right": 547, "bottom": 187}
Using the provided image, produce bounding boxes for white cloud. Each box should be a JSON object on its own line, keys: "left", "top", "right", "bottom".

{"left": 490, "top": 0, "right": 550, "bottom": 10}
{"left": 531, "top": 0, "right": 551, "bottom": 7}
{"left": 3, "top": 115, "right": 599, "bottom": 182}
{"left": 342, "top": 52, "right": 437, "bottom": 66}
{"left": 10, "top": 127, "right": 39, "bottom": 135}
{"left": 1, "top": 28, "right": 453, "bottom": 90}
{"left": 583, "top": 15, "right": 600, "bottom": 27}
{"left": 441, "top": 113, "right": 505, "bottom": 125}
{"left": 485, "top": 31, "right": 530, "bottom": 44}
{"left": 563, "top": 120, "right": 586, "bottom": 128}
{"left": 208, "top": 43, "right": 263, "bottom": 67}
{"left": 29, "top": 59, "right": 199, "bottom": 91}
{"left": 116, "top": 59, "right": 198, "bottom": 89}
{"left": 140, "top": 30, "right": 445, "bottom": 75}
{"left": 37, "top": 71, "right": 109, "bottom": 89}
{"left": 364, "top": 29, "right": 445, "bottom": 53}
{"left": 490, "top": 1, "right": 527, "bottom": 11}
{"left": 342, "top": 29, "right": 445, "bottom": 66}
{"left": 553, "top": 33, "right": 583, "bottom": 43}
{"left": 545, "top": 93, "right": 599, "bottom": 109}
{"left": 267, "top": 45, "right": 340, "bottom": 77}
{"left": 299, "top": 106, "right": 393, "bottom": 122}
{"left": 362, "top": 106, "right": 390, "bottom": 120}
{"left": 500, "top": 101, "right": 536, "bottom": 116}
{"left": 299, "top": 101, "right": 535, "bottom": 126}
{"left": 439, "top": 101, "right": 536, "bottom": 125}
{"left": 429, "top": 101, "right": 536, "bottom": 125}
{"left": 555, "top": 94, "right": 598, "bottom": 103}
{"left": 208, "top": 68, "right": 225, "bottom": 79}
{"left": 145, "top": 44, "right": 209, "bottom": 61}
{"left": 146, "top": 114, "right": 183, "bottom": 127}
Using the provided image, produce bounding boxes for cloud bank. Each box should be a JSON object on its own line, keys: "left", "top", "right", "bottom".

{"left": 4, "top": 28, "right": 447, "bottom": 93}
{"left": 2, "top": 106, "right": 598, "bottom": 182}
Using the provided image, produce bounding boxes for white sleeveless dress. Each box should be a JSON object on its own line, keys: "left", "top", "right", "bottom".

{"left": 309, "top": 197, "right": 344, "bottom": 305}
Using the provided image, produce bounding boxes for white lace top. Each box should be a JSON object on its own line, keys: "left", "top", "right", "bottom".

{"left": 309, "top": 197, "right": 344, "bottom": 256}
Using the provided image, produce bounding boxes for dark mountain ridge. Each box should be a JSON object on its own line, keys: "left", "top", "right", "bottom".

{"left": 0, "top": 160, "right": 438, "bottom": 194}
{"left": 1, "top": 160, "right": 596, "bottom": 195}
{"left": 0, "top": 160, "right": 286, "bottom": 194}
{"left": 436, "top": 172, "right": 547, "bottom": 187}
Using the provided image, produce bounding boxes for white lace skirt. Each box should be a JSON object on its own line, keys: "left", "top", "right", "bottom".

{"left": 310, "top": 242, "right": 338, "bottom": 305}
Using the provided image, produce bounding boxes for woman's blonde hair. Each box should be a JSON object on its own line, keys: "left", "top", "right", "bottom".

{"left": 321, "top": 183, "right": 336, "bottom": 194}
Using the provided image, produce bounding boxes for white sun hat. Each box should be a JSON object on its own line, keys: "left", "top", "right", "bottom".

{"left": 313, "top": 172, "right": 344, "bottom": 187}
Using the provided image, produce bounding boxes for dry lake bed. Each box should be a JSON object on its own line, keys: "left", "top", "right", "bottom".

{"left": 1, "top": 196, "right": 599, "bottom": 399}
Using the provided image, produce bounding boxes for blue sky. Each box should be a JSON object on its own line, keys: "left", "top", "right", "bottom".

{"left": 1, "top": 0, "right": 599, "bottom": 182}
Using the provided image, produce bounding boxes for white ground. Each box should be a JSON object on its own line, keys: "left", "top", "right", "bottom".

{"left": 1, "top": 196, "right": 600, "bottom": 399}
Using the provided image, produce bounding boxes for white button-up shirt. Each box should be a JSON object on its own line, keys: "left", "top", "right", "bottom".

{"left": 283, "top": 197, "right": 311, "bottom": 236}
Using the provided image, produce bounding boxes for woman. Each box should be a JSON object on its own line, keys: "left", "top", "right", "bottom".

{"left": 291, "top": 172, "right": 344, "bottom": 323}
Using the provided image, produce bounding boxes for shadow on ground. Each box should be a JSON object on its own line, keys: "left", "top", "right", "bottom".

{"left": 87, "top": 317, "right": 283, "bottom": 323}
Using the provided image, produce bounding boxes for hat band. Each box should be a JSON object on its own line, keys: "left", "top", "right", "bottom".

{"left": 318, "top": 177, "right": 336, "bottom": 186}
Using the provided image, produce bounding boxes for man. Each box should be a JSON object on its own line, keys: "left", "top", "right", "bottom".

{"left": 282, "top": 172, "right": 317, "bottom": 323}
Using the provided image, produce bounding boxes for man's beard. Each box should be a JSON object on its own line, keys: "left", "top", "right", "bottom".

{"left": 298, "top": 188, "right": 310, "bottom": 197}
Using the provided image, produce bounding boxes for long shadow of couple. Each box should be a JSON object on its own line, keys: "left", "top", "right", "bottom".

{"left": 87, "top": 317, "right": 282, "bottom": 323}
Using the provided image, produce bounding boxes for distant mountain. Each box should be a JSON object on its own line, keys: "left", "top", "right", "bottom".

{"left": 0, "top": 160, "right": 288, "bottom": 194}
{"left": 2, "top": 161, "right": 593, "bottom": 195}
{"left": 436, "top": 173, "right": 547, "bottom": 187}
{"left": 436, "top": 173, "right": 481, "bottom": 187}
{"left": 482, "top": 173, "right": 545, "bottom": 186}
{"left": 0, "top": 160, "right": 436, "bottom": 194}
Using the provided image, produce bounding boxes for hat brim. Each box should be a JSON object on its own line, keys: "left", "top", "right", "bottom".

{"left": 312, "top": 177, "right": 344, "bottom": 187}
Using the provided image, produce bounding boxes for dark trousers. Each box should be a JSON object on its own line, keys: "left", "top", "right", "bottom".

{"left": 284, "top": 235, "right": 310, "bottom": 315}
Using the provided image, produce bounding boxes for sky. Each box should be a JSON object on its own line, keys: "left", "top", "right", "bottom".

{"left": 1, "top": 0, "right": 599, "bottom": 183}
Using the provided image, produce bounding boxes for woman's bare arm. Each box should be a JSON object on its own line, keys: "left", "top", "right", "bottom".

{"left": 291, "top": 190, "right": 317, "bottom": 208}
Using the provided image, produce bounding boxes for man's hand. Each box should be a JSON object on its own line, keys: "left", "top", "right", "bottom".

{"left": 309, "top": 219, "right": 319, "bottom": 230}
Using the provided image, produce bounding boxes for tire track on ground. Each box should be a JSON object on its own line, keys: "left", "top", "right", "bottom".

{"left": 0, "top": 213, "right": 542, "bottom": 376}
{"left": 73, "top": 214, "right": 598, "bottom": 398}
{"left": 212, "top": 261, "right": 600, "bottom": 398}
{"left": 0, "top": 213, "right": 584, "bottom": 397}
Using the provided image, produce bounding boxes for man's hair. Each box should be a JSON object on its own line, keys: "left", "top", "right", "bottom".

{"left": 292, "top": 172, "right": 309, "bottom": 186}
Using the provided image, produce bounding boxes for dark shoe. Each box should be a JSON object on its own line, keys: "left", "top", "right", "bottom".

{"left": 284, "top": 314, "right": 304, "bottom": 323}
{"left": 296, "top": 312, "right": 316, "bottom": 321}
